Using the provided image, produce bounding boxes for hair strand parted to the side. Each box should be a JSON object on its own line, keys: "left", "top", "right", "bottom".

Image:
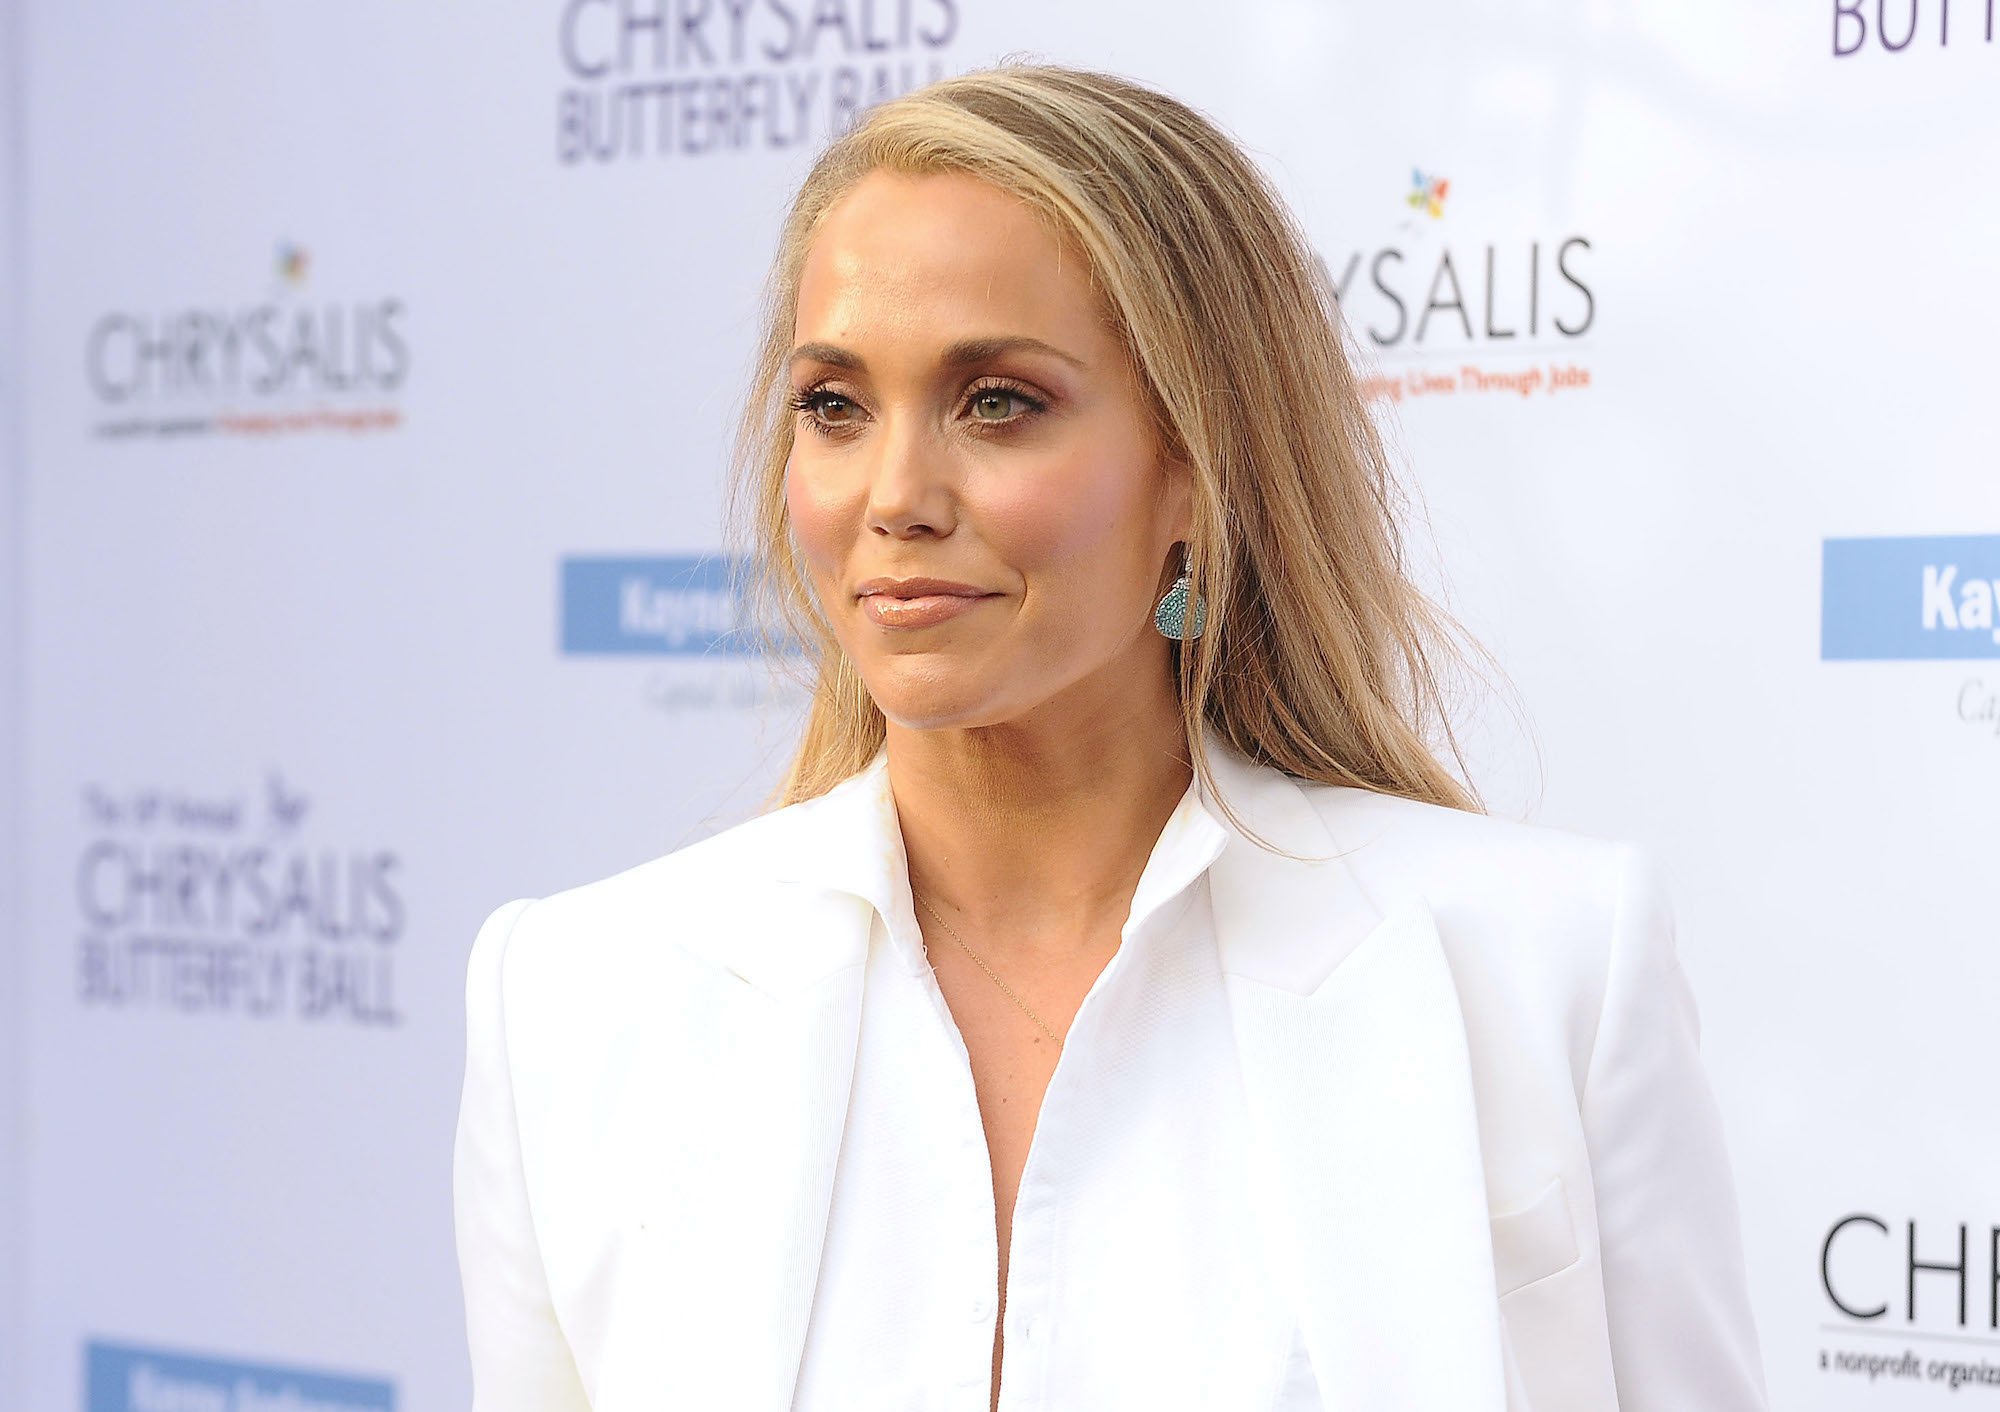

{"left": 723, "top": 60, "right": 1495, "bottom": 843}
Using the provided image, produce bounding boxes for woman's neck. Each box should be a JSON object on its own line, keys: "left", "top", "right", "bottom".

{"left": 883, "top": 689, "right": 1194, "bottom": 963}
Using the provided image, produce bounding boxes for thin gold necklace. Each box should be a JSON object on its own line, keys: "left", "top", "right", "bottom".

{"left": 911, "top": 887, "right": 1065, "bottom": 1046}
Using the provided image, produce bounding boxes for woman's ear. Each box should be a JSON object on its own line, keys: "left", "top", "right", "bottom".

{"left": 1160, "top": 452, "right": 1197, "bottom": 550}
{"left": 1155, "top": 540, "right": 1187, "bottom": 600}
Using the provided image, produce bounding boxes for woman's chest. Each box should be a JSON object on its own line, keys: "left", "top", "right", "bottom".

{"left": 791, "top": 911, "right": 1322, "bottom": 1409}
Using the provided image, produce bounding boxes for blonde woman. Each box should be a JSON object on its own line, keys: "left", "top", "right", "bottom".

{"left": 453, "top": 64, "right": 1768, "bottom": 1411}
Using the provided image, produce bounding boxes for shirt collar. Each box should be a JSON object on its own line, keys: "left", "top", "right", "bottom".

{"left": 770, "top": 740, "right": 1242, "bottom": 975}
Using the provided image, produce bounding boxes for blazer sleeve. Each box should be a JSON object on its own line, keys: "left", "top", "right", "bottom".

{"left": 453, "top": 898, "right": 595, "bottom": 1412}
{"left": 1579, "top": 844, "right": 1770, "bottom": 1412}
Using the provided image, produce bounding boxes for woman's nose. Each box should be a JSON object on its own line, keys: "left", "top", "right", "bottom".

{"left": 863, "top": 419, "right": 955, "bottom": 539}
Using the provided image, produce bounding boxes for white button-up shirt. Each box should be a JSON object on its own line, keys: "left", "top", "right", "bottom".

{"left": 792, "top": 767, "right": 1326, "bottom": 1410}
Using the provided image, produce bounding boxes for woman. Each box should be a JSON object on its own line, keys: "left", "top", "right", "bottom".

{"left": 453, "top": 63, "right": 1769, "bottom": 1411}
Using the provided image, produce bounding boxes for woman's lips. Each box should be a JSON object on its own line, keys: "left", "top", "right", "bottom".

{"left": 859, "top": 592, "right": 997, "bottom": 628}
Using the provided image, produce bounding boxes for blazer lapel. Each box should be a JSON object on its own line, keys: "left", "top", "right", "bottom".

{"left": 608, "top": 757, "right": 904, "bottom": 1410}
{"left": 601, "top": 880, "right": 872, "bottom": 1412}
{"left": 1203, "top": 742, "right": 1509, "bottom": 1410}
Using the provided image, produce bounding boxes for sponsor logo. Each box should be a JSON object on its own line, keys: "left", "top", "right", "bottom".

{"left": 1817, "top": 1213, "right": 2000, "bottom": 1392}
{"left": 84, "top": 242, "right": 408, "bottom": 443}
{"left": 554, "top": 0, "right": 967, "bottom": 165}
{"left": 73, "top": 773, "right": 405, "bottom": 1026}
{"left": 85, "top": 1339, "right": 395, "bottom": 1412}
{"left": 561, "top": 554, "right": 807, "bottom": 714}
{"left": 1331, "top": 171, "right": 1595, "bottom": 404}
{"left": 1822, "top": 535, "right": 2000, "bottom": 660}
{"left": 560, "top": 553, "right": 768, "bottom": 655}
{"left": 1407, "top": 169, "right": 1449, "bottom": 220}
{"left": 1833, "top": 0, "right": 1996, "bottom": 56}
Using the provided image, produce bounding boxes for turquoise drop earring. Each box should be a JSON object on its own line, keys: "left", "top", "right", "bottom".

{"left": 1153, "top": 546, "right": 1207, "bottom": 641}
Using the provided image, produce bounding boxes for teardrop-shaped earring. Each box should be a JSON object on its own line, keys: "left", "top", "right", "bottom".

{"left": 1153, "top": 546, "right": 1207, "bottom": 641}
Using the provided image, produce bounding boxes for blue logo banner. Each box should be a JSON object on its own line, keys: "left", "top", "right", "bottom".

{"left": 85, "top": 1339, "right": 395, "bottom": 1412}
{"left": 1821, "top": 535, "right": 2000, "bottom": 661}
{"left": 561, "top": 554, "right": 766, "bottom": 656}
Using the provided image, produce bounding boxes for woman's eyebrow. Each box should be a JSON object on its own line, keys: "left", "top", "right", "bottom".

{"left": 939, "top": 335, "right": 1089, "bottom": 371}
{"left": 786, "top": 335, "right": 1089, "bottom": 373}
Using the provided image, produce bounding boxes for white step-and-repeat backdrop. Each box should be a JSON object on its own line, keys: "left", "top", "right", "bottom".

{"left": 2, "top": 0, "right": 23, "bottom": 1398}
{"left": 4, "top": 3, "right": 1996, "bottom": 1408}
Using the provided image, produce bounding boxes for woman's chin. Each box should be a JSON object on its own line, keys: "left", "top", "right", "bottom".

{"left": 867, "top": 675, "right": 1021, "bottom": 734}
{"left": 876, "top": 699, "right": 1004, "bottom": 733}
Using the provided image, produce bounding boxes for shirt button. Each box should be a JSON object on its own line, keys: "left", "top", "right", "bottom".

{"left": 969, "top": 1293, "right": 994, "bottom": 1321}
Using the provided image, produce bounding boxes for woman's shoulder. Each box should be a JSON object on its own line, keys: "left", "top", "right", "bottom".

{"left": 1289, "top": 779, "right": 1684, "bottom": 1075}
{"left": 1297, "top": 773, "right": 1635, "bottom": 870}
{"left": 1289, "top": 776, "right": 1664, "bottom": 965}
{"left": 480, "top": 788, "right": 850, "bottom": 983}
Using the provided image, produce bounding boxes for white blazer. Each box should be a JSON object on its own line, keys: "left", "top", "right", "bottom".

{"left": 452, "top": 737, "right": 1770, "bottom": 1411}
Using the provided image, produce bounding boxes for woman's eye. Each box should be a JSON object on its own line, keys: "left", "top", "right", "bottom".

{"left": 967, "top": 388, "right": 1036, "bottom": 422}
{"left": 790, "top": 387, "right": 861, "bottom": 428}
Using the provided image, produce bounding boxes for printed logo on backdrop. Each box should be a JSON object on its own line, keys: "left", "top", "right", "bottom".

{"left": 1822, "top": 534, "right": 2000, "bottom": 738}
{"left": 1833, "top": 0, "right": 1996, "bottom": 56}
{"left": 1328, "top": 170, "right": 1595, "bottom": 406}
{"left": 85, "top": 241, "right": 408, "bottom": 443}
{"left": 85, "top": 1339, "right": 394, "bottom": 1412}
{"left": 73, "top": 772, "right": 405, "bottom": 1025}
{"left": 555, "top": 0, "right": 966, "bottom": 164}
{"left": 1817, "top": 1212, "right": 2000, "bottom": 1393}
{"left": 561, "top": 553, "right": 809, "bottom": 713}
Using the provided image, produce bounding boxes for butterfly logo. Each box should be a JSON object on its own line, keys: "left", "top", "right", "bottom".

{"left": 276, "top": 241, "right": 310, "bottom": 287}
{"left": 1406, "top": 170, "right": 1449, "bottom": 219}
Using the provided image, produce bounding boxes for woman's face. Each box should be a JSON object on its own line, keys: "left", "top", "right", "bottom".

{"left": 784, "top": 167, "right": 1192, "bottom": 735}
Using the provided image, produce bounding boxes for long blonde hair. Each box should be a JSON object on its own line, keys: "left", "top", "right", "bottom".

{"left": 724, "top": 61, "right": 1489, "bottom": 824}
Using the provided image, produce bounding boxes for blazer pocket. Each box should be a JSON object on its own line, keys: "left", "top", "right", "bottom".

{"left": 1490, "top": 1175, "right": 1580, "bottom": 1298}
